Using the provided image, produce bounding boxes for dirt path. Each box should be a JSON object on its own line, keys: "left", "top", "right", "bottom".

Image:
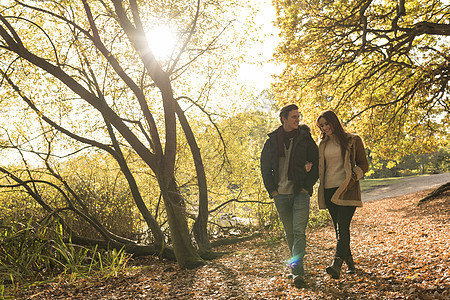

{"left": 362, "top": 173, "right": 450, "bottom": 202}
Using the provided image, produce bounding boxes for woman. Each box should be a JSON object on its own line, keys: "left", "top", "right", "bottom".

{"left": 316, "top": 110, "right": 369, "bottom": 279}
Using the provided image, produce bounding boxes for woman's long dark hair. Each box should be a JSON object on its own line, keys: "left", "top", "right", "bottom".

{"left": 316, "top": 110, "right": 349, "bottom": 159}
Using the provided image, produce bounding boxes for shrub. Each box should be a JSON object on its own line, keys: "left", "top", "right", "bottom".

{"left": 0, "top": 217, "right": 131, "bottom": 288}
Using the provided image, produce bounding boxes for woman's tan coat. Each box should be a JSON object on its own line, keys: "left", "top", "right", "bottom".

{"left": 318, "top": 133, "right": 369, "bottom": 209}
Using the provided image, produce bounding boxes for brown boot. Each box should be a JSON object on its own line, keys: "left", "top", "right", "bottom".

{"left": 345, "top": 255, "right": 355, "bottom": 274}
{"left": 326, "top": 257, "right": 343, "bottom": 279}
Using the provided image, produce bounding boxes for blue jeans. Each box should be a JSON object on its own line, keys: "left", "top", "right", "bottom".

{"left": 274, "top": 192, "right": 310, "bottom": 275}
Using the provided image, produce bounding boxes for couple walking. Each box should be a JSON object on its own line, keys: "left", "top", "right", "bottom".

{"left": 260, "top": 104, "right": 369, "bottom": 288}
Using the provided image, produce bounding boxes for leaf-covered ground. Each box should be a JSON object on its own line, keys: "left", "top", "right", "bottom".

{"left": 14, "top": 189, "right": 449, "bottom": 299}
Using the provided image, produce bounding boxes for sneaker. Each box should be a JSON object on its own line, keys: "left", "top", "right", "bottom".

{"left": 291, "top": 263, "right": 305, "bottom": 277}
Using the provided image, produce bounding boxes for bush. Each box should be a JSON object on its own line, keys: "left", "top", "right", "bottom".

{"left": 308, "top": 208, "right": 330, "bottom": 228}
{"left": 0, "top": 217, "right": 131, "bottom": 288}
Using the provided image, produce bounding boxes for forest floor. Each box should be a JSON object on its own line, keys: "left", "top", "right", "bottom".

{"left": 12, "top": 188, "right": 450, "bottom": 300}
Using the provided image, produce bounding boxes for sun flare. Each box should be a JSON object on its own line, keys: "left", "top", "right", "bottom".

{"left": 145, "top": 25, "right": 177, "bottom": 60}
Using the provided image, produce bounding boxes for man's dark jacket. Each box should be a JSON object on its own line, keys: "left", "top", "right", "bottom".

{"left": 260, "top": 125, "right": 319, "bottom": 198}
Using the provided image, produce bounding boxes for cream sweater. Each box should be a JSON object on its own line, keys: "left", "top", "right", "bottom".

{"left": 277, "top": 138, "right": 294, "bottom": 194}
{"left": 324, "top": 135, "right": 346, "bottom": 188}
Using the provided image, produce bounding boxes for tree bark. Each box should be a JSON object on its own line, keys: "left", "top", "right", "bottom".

{"left": 419, "top": 182, "right": 450, "bottom": 204}
{"left": 69, "top": 234, "right": 175, "bottom": 259}
{"left": 174, "top": 102, "right": 211, "bottom": 255}
{"left": 161, "top": 178, "right": 205, "bottom": 268}
{"left": 104, "top": 120, "right": 166, "bottom": 248}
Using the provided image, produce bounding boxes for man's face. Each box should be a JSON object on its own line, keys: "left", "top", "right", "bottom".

{"left": 282, "top": 109, "right": 300, "bottom": 131}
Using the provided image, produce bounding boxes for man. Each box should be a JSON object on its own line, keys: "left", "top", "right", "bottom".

{"left": 260, "top": 104, "right": 319, "bottom": 287}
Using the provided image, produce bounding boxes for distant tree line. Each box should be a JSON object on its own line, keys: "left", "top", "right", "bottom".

{"left": 366, "top": 146, "right": 450, "bottom": 178}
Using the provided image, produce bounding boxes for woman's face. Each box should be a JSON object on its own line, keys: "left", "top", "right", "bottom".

{"left": 318, "top": 117, "right": 334, "bottom": 136}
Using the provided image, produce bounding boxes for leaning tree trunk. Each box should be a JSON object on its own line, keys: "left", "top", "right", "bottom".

{"left": 105, "top": 120, "right": 166, "bottom": 248}
{"left": 419, "top": 182, "right": 450, "bottom": 204}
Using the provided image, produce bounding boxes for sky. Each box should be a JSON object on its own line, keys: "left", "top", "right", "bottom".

{"left": 237, "top": 0, "right": 283, "bottom": 94}
{"left": 142, "top": 0, "right": 283, "bottom": 113}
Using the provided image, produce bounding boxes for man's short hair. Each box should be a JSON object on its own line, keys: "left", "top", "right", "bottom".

{"left": 279, "top": 104, "right": 298, "bottom": 124}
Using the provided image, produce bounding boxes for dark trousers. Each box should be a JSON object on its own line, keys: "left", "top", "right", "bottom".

{"left": 324, "top": 188, "right": 356, "bottom": 259}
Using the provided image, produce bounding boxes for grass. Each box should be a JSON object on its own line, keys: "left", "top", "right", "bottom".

{"left": 1, "top": 218, "right": 131, "bottom": 299}
{"left": 359, "top": 175, "right": 420, "bottom": 192}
